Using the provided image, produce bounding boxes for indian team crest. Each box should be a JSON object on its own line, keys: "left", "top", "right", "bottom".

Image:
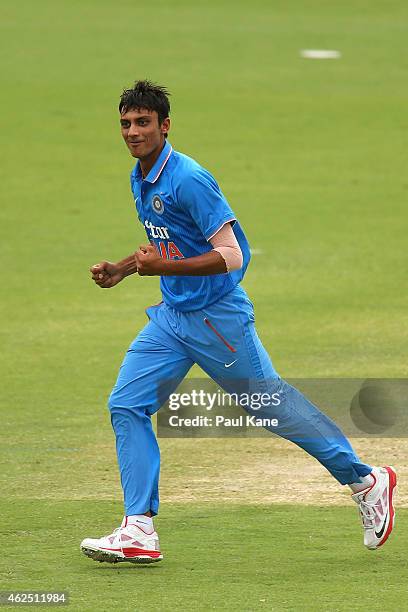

{"left": 152, "top": 194, "right": 164, "bottom": 215}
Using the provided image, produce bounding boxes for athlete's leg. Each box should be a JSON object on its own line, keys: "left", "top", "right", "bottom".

{"left": 182, "top": 287, "right": 371, "bottom": 485}
{"left": 108, "top": 319, "right": 193, "bottom": 516}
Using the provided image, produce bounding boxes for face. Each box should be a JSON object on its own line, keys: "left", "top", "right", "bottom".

{"left": 120, "top": 108, "right": 170, "bottom": 160}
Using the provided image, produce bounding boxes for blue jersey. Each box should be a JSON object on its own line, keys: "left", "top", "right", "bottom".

{"left": 130, "top": 140, "right": 251, "bottom": 312}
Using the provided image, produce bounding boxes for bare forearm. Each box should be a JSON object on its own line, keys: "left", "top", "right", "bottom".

{"left": 116, "top": 254, "right": 139, "bottom": 277}
{"left": 160, "top": 250, "right": 227, "bottom": 276}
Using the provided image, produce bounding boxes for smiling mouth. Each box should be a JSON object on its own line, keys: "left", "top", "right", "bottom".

{"left": 129, "top": 141, "right": 143, "bottom": 145}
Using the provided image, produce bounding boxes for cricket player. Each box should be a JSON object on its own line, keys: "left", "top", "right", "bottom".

{"left": 81, "top": 80, "right": 396, "bottom": 564}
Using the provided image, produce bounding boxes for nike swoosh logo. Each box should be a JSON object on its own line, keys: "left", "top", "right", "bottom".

{"left": 375, "top": 511, "right": 388, "bottom": 538}
{"left": 225, "top": 360, "right": 237, "bottom": 368}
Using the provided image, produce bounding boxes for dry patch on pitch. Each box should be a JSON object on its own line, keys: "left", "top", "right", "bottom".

{"left": 159, "top": 437, "right": 407, "bottom": 507}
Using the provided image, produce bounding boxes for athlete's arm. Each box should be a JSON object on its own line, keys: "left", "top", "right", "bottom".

{"left": 135, "top": 223, "right": 243, "bottom": 276}
{"left": 90, "top": 248, "right": 223, "bottom": 286}
{"left": 91, "top": 224, "right": 243, "bottom": 284}
{"left": 90, "top": 254, "right": 138, "bottom": 288}
{"left": 135, "top": 246, "right": 227, "bottom": 276}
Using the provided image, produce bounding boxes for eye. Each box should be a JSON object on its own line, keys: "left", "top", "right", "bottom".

{"left": 121, "top": 121, "right": 130, "bottom": 128}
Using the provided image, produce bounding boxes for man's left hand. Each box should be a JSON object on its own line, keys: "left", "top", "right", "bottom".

{"left": 134, "top": 244, "right": 164, "bottom": 276}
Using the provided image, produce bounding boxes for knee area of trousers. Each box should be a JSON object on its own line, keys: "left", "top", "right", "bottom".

{"left": 108, "top": 391, "right": 147, "bottom": 418}
{"left": 108, "top": 389, "right": 133, "bottom": 413}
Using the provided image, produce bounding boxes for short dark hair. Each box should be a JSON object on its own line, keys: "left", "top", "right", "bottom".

{"left": 119, "top": 80, "right": 171, "bottom": 125}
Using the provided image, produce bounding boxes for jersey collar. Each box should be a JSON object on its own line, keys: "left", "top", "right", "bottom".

{"left": 135, "top": 140, "right": 173, "bottom": 184}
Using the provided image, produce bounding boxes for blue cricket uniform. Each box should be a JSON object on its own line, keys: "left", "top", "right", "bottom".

{"left": 108, "top": 141, "right": 371, "bottom": 516}
{"left": 130, "top": 140, "right": 250, "bottom": 311}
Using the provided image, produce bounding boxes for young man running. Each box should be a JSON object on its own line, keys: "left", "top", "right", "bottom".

{"left": 81, "top": 80, "right": 396, "bottom": 564}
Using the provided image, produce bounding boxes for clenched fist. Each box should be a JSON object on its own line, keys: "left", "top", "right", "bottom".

{"left": 90, "top": 261, "right": 124, "bottom": 288}
{"left": 134, "top": 244, "right": 164, "bottom": 276}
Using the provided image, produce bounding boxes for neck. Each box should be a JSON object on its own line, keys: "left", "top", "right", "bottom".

{"left": 139, "top": 139, "right": 166, "bottom": 178}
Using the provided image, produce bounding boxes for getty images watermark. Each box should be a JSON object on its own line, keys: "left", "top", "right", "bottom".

{"left": 157, "top": 378, "right": 408, "bottom": 438}
{"left": 167, "top": 387, "right": 281, "bottom": 430}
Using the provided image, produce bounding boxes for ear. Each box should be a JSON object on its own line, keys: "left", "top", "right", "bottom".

{"left": 161, "top": 117, "right": 170, "bottom": 136}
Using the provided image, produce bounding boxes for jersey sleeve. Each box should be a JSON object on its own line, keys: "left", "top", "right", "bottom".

{"left": 176, "top": 166, "right": 236, "bottom": 241}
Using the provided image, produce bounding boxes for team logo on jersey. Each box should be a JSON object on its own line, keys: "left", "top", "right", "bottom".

{"left": 152, "top": 195, "right": 164, "bottom": 215}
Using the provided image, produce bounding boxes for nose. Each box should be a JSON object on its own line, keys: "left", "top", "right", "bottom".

{"left": 128, "top": 122, "right": 140, "bottom": 138}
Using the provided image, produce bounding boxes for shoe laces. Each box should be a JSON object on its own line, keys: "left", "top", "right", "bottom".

{"left": 105, "top": 527, "right": 126, "bottom": 554}
{"left": 108, "top": 524, "right": 151, "bottom": 546}
{"left": 106, "top": 527, "right": 122, "bottom": 543}
{"left": 358, "top": 499, "right": 377, "bottom": 529}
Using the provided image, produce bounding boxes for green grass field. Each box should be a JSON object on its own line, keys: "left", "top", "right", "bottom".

{"left": 1, "top": 0, "right": 407, "bottom": 609}
{"left": 2, "top": 501, "right": 408, "bottom": 610}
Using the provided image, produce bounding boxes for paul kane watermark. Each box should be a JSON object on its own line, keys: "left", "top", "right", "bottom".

{"left": 157, "top": 379, "right": 282, "bottom": 437}
{"left": 156, "top": 378, "right": 408, "bottom": 438}
{"left": 167, "top": 388, "right": 280, "bottom": 429}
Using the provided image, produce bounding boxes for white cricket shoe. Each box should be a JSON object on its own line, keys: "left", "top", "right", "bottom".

{"left": 352, "top": 466, "right": 397, "bottom": 550}
{"left": 80, "top": 517, "right": 163, "bottom": 564}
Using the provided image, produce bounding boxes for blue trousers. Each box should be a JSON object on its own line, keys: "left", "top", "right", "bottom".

{"left": 108, "top": 285, "right": 371, "bottom": 516}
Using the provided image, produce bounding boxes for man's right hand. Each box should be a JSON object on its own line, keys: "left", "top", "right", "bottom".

{"left": 90, "top": 261, "right": 124, "bottom": 288}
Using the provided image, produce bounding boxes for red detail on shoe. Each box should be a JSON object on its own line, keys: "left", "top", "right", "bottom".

{"left": 377, "top": 466, "right": 397, "bottom": 547}
{"left": 368, "top": 471, "right": 377, "bottom": 492}
{"left": 359, "top": 471, "right": 377, "bottom": 497}
{"left": 101, "top": 544, "right": 160, "bottom": 557}
{"left": 123, "top": 548, "right": 161, "bottom": 559}
{"left": 121, "top": 534, "right": 133, "bottom": 542}
{"left": 204, "top": 318, "right": 236, "bottom": 353}
{"left": 108, "top": 536, "right": 115, "bottom": 545}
